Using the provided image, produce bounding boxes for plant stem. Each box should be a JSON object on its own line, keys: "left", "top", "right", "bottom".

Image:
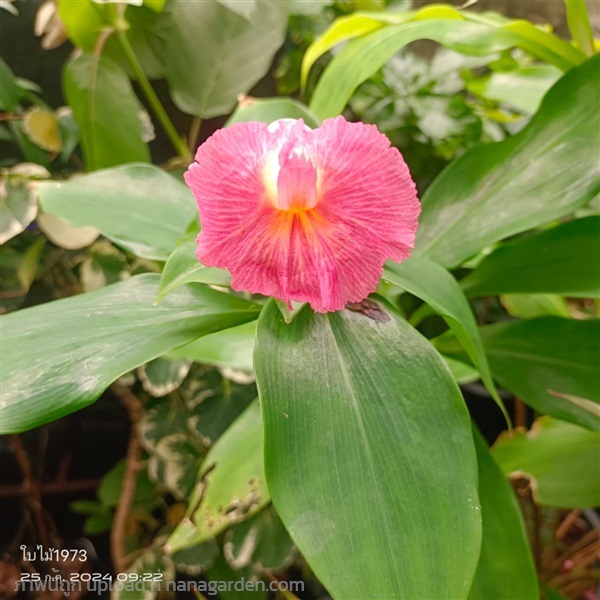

{"left": 188, "top": 116, "right": 202, "bottom": 153}
{"left": 11, "top": 435, "right": 51, "bottom": 549}
{"left": 110, "top": 383, "right": 144, "bottom": 574}
{"left": 115, "top": 27, "right": 191, "bottom": 162}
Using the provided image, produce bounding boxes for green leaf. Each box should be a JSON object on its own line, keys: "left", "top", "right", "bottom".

{"left": 158, "top": 237, "right": 231, "bottom": 301}
{"left": 565, "top": 0, "right": 594, "bottom": 56}
{"left": 70, "top": 500, "right": 102, "bottom": 514}
{"left": 0, "top": 58, "right": 21, "bottom": 111}
{"left": 17, "top": 237, "right": 46, "bottom": 291}
{"left": 225, "top": 507, "right": 294, "bottom": 572}
{"left": 308, "top": 8, "right": 585, "bottom": 119}
{"left": 171, "top": 539, "right": 218, "bottom": 575}
{"left": 469, "top": 427, "right": 538, "bottom": 600}
{"left": 167, "top": 399, "right": 268, "bottom": 552}
{"left": 284, "top": 0, "right": 334, "bottom": 15}
{"left": 444, "top": 355, "right": 480, "bottom": 385}
{"left": 384, "top": 257, "right": 508, "bottom": 422}
{"left": 439, "top": 317, "right": 600, "bottom": 431}
{"left": 38, "top": 164, "right": 196, "bottom": 260}
{"left": 112, "top": 550, "right": 175, "bottom": 600}
{"left": 58, "top": 0, "right": 107, "bottom": 52}
{"left": 167, "top": 321, "right": 256, "bottom": 374}
{"left": 492, "top": 417, "right": 600, "bottom": 508}
{"left": 216, "top": 0, "right": 256, "bottom": 20}
{"left": 137, "top": 357, "right": 191, "bottom": 397}
{"left": 92, "top": 0, "right": 143, "bottom": 5}
{"left": 301, "top": 13, "right": 388, "bottom": 88}
{"left": 23, "top": 107, "right": 62, "bottom": 152}
{"left": 144, "top": 0, "right": 165, "bottom": 12}
{"left": 255, "top": 300, "right": 481, "bottom": 599}
{"left": 0, "top": 123, "right": 11, "bottom": 142}
{"left": 417, "top": 56, "right": 600, "bottom": 268}
{"left": 542, "top": 585, "right": 570, "bottom": 600}
{"left": 7, "top": 121, "right": 50, "bottom": 168}
{"left": 205, "top": 554, "right": 266, "bottom": 600}
{"left": 139, "top": 395, "right": 190, "bottom": 452}
{"left": 462, "top": 217, "right": 600, "bottom": 298}
{"left": 161, "top": 0, "right": 287, "bottom": 118}
{"left": 0, "top": 275, "right": 260, "bottom": 433}
{"left": 83, "top": 511, "right": 113, "bottom": 535}
{"left": 500, "top": 294, "right": 570, "bottom": 319}
{"left": 63, "top": 54, "right": 150, "bottom": 170}
{"left": 98, "top": 459, "right": 156, "bottom": 508}
{"left": 466, "top": 65, "right": 561, "bottom": 114}
{"left": 226, "top": 97, "right": 321, "bottom": 128}
{"left": 102, "top": 4, "right": 168, "bottom": 80}
{"left": 147, "top": 433, "right": 203, "bottom": 499}
{"left": 56, "top": 106, "right": 80, "bottom": 162}
{"left": 186, "top": 371, "right": 257, "bottom": 443}
{"left": 0, "top": 177, "right": 38, "bottom": 245}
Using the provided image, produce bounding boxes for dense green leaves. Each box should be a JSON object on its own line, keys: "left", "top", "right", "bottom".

{"left": 255, "top": 300, "right": 481, "bottom": 599}
{"left": 216, "top": 0, "right": 257, "bottom": 20}
{"left": 226, "top": 97, "right": 320, "bottom": 128}
{"left": 168, "top": 321, "right": 256, "bottom": 374}
{"left": 225, "top": 507, "right": 294, "bottom": 572}
{"left": 158, "top": 237, "right": 231, "bottom": 300}
{"left": 138, "top": 357, "right": 191, "bottom": 397}
{"left": 482, "top": 319, "right": 600, "bottom": 431}
{"left": 0, "top": 58, "right": 20, "bottom": 111}
{"left": 384, "top": 257, "right": 507, "bottom": 420}
{"left": 160, "top": 0, "right": 287, "bottom": 118}
{"left": 167, "top": 399, "right": 268, "bottom": 552}
{"left": 58, "top": 0, "right": 107, "bottom": 52}
{"left": 440, "top": 318, "right": 600, "bottom": 430}
{"left": 493, "top": 417, "right": 600, "bottom": 507}
{"left": 469, "top": 428, "right": 538, "bottom": 600}
{"left": 466, "top": 65, "right": 561, "bottom": 114}
{"left": 307, "top": 7, "right": 585, "bottom": 119}
{"left": 0, "top": 177, "right": 38, "bottom": 245}
{"left": 63, "top": 54, "right": 150, "bottom": 170}
{"left": 565, "top": 0, "right": 595, "bottom": 56}
{"left": 417, "top": 56, "right": 600, "bottom": 267}
{"left": 38, "top": 164, "right": 196, "bottom": 260}
{"left": 301, "top": 13, "right": 387, "bottom": 88}
{"left": 500, "top": 294, "right": 570, "bottom": 319}
{"left": 0, "top": 275, "right": 260, "bottom": 433}
{"left": 462, "top": 217, "right": 600, "bottom": 298}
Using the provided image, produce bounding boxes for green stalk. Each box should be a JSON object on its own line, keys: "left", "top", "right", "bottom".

{"left": 564, "top": 0, "right": 595, "bottom": 57}
{"left": 115, "top": 26, "right": 191, "bottom": 162}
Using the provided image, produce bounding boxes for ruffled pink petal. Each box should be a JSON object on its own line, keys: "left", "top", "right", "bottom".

{"left": 184, "top": 116, "right": 420, "bottom": 313}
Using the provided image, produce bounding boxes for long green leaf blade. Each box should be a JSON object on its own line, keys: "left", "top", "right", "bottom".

{"left": 493, "top": 417, "right": 600, "bottom": 508}
{"left": 469, "top": 427, "right": 539, "bottom": 600}
{"left": 461, "top": 217, "right": 600, "bottom": 298}
{"left": 63, "top": 54, "right": 150, "bottom": 170}
{"left": 162, "top": 0, "right": 287, "bottom": 118}
{"left": 38, "top": 164, "right": 196, "bottom": 261}
{"left": 417, "top": 55, "right": 600, "bottom": 267}
{"left": 0, "top": 275, "right": 260, "bottom": 433}
{"left": 438, "top": 317, "right": 600, "bottom": 431}
{"left": 564, "top": 0, "right": 595, "bottom": 56}
{"left": 384, "top": 257, "right": 509, "bottom": 423}
{"left": 167, "top": 398, "right": 268, "bottom": 552}
{"left": 309, "top": 13, "right": 584, "bottom": 119}
{"left": 255, "top": 300, "right": 481, "bottom": 599}
{"left": 157, "top": 237, "right": 231, "bottom": 301}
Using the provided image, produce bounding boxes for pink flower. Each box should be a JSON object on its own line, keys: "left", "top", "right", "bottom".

{"left": 184, "top": 116, "right": 420, "bottom": 313}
